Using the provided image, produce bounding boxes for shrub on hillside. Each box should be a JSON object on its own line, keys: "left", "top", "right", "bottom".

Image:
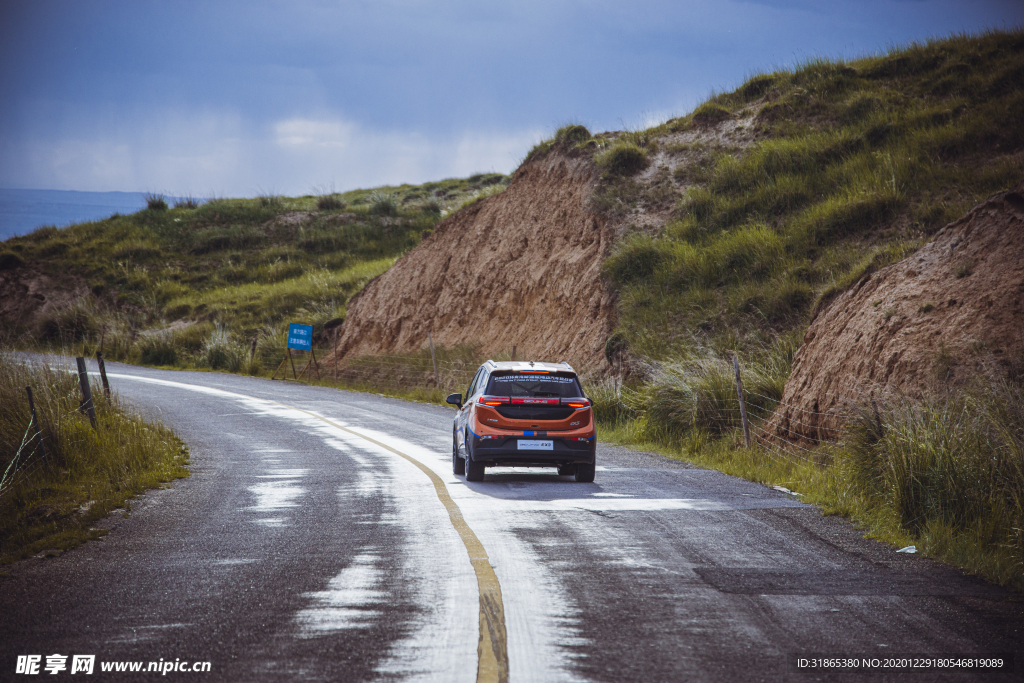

{"left": 691, "top": 102, "right": 732, "bottom": 127}
{"left": 173, "top": 195, "right": 201, "bottom": 209}
{"left": 555, "top": 124, "right": 592, "bottom": 146}
{"left": 368, "top": 191, "right": 399, "bottom": 216}
{"left": 603, "top": 234, "right": 665, "bottom": 284}
{"left": 258, "top": 193, "right": 284, "bottom": 208}
{"left": 713, "top": 224, "right": 786, "bottom": 281}
{"left": 422, "top": 198, "right": 443, "bottom": 215}
{"left": 139, "top": 334, "right": 177, "bottom": 366}
{"left": 37, "top": 300, "right": 100, "bottom": 343}
{"left": 595, "top": 142, "right": 649, "bottom": 176}
{"left": 145, "top": 193, "right": 168, "bottom": 211}
{"left": 740, "top": 74, "right": 778, "bottom": 100}
{"left": 588, "top": 381, "right": 637, "bottom": 427}
{"left": 317, "top": 194, "right": 346, "bottom": 210}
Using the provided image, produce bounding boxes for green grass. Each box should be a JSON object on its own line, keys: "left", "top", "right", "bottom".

{"left": 595, "top": 141, "right": 649, "bottom": 176}
{"left": 4, "top": 172, "right": 508, "bottom": 373}
{"left": 0, "top": 351, "right": 189, "bottom": 565}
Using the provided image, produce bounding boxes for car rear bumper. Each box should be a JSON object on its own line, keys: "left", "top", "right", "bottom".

{"left": 468, "top": 434, "right": 596, "bottom": 467}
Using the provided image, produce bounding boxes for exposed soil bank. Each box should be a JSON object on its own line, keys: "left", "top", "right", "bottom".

{"left": 330, "top": 153, "right": 618, "bottom": 371}
{"left": 0, "top": 264, "right": 89, "bottom": 336}
{"left": 768, "top": 180, "right": 1024, "bottom": 441}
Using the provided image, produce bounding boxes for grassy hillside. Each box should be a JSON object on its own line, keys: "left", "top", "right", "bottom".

{"left": 598, "top": 30, "right": 1023, "bottom": 362}
{"left": 0, "top": 174, "right": 507, "bottom": 371}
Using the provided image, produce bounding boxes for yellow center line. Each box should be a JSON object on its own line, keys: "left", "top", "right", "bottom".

{"left": 271, "top": 401, "right": 510, "bottom": 683}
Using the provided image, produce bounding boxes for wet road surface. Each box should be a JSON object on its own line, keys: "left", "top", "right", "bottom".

{"left": 1, "top": 360, "right": 1021, "bottom": 681}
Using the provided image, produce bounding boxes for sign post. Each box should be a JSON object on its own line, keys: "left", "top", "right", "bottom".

{"left": 272, "top": 323, "right": 317, "bottom": 380}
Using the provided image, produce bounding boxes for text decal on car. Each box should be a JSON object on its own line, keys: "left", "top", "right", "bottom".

{"left": 492, "top": 376, "right": 576, "bottom": 383}
{"left": 517, "top": 440, "right": 554, "bottom": 451}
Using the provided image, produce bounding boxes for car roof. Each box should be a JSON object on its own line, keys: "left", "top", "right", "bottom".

{"left": 483, "top": 360, "right": 575, "bottom": 373}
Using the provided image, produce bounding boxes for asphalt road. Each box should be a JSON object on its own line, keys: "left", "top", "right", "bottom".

{"left": 1, "top": 360, "right": 1021, "bottom": 682}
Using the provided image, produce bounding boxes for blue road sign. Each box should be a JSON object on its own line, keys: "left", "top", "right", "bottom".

{"left": 287, "top": 323, "right": 313, "bottom": 351}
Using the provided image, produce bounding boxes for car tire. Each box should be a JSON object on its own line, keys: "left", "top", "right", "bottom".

{"left": 465, "top": 449, "right": 485, "bottom": 482}
{"left": 453, "top": 437, "right": 465, "bottom": 475}
{"left": 557, "top": 465, "right": 576, "bottom": 476}
{"left": 574, "top": 463, "right": 595, "bottom": 483}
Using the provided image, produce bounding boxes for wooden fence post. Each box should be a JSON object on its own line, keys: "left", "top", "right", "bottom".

{"left": 311, "top": 348, "right": 321, "bottom": 380}
{"left": 75, "top": 357, "right": 98, "bottom": 430}
{"left": 733, "top": 354, "right": 751, "bottom": 449}
{"left": 511, "top": 345, "right": 517, "bottom": 362}
{"left": 333, "top": 329, "right": 339, "bottom": 380}
{"left": 95, "top": 351, "right": 111, "bottom": 399}
{"left": 428, "top": 332, "right": 439, "bottom": 387}
{"left": 25, "top": 386, "right": 47, "bottom": 465}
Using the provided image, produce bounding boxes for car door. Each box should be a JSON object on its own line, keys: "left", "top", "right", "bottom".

{"left": 457, "top": 367, "right": 485, "bottom": 453}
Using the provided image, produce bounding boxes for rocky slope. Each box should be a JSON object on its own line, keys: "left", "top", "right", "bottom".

{"left": 329, "top": 151, "right": 618, "bottom": 371}
{"left": 766, "top": 181, "right": 1024, "bottom": 442}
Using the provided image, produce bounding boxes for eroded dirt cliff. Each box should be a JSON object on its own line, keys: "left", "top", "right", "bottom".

{"left": 329, "top": 152, "right": 618, "bottom": 371}
{"left": 0, "top": 264, "right": 89, "bottom": 337}
{"left": 767, "top": 180, "right": 1024, "bottom": 442}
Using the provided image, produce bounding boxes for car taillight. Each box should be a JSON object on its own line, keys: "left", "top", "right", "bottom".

{"left": 560, "top": 398, "right": 591, "bottom": 408}
{"left": 478, "top": 395, "right": 511, "bottom": 406}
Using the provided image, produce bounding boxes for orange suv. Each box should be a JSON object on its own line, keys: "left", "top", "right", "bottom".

{"left": 447, "top": 360, "right": 597, "bottom": 483}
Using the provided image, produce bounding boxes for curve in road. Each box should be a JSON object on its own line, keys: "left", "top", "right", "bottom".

{"left": 1, "top": 359, "right": 1021, "bottom": 682}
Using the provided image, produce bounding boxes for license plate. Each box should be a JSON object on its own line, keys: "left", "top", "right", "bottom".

{"left": 517, "top": 440, "right": 553, "bottom": 451}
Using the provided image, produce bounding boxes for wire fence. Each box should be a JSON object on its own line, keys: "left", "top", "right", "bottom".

{"left": 740, "top": 383, "right": 888, "bottom": 467}
{"left": 0, "top": 363, "right": 101, "bottom": 502}
{"left": 259, "top": 350, "right": 481, "bottom": 393}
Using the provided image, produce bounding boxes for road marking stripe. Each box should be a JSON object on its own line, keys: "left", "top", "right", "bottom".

{"left": 285, "top": 405, "right": 509, "bottom": 683}
{"left": 105, "top": 374, "right": 509, "bottom": 683}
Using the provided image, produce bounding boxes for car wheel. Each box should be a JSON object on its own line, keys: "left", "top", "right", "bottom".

{"left": 453, "top": 436, "right": 465, "bottom": 475}
{"left": 465, "top": 449, "right": 485, "bottom": 482}
{"left": 574, "top": 463, "right": 595, "bottom": 483}
{"left": 557, "top": 465, "right": 576, "bottom": 476}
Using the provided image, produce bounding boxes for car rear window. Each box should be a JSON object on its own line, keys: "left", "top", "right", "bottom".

{"left": 485, "top": 373, "right": 583, "bottom": 398}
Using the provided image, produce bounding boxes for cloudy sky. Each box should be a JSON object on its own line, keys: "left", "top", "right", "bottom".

{"left": 1, "top": 1, "right": 1021, "bottom": 197}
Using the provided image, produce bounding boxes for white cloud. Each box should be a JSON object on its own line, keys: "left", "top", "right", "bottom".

{"left": 2, "top": 110, "right": 542, "bottom": 196}
{"left": 270, "top": 116, "right": 540, "bottom": 191}
{"left": 274, "top": 118, "right": 356, "bottom": 149}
